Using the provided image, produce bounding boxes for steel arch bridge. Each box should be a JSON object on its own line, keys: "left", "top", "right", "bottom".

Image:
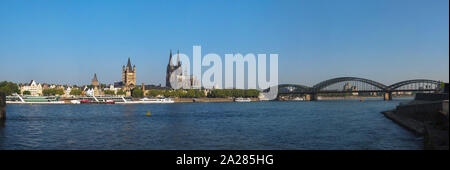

{"left": 278, "top": 84, "right": 312, "bottom": 93}
{"left": 312, "top": 77, "right": 387, "bottom": 92}
{"left": 387, "top": 79, "right": 441, "bottom": 91}
{"left": 276, "top": 77, "right": 443, "bottom": 100}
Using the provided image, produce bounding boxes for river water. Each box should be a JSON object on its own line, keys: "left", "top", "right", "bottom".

{"left": 0, "top": 98, "right": 422, "bottom": 150}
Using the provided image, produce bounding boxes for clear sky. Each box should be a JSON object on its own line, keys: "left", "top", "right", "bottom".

{"left": 0, "top": 0, "right": 448, "bottom": 86}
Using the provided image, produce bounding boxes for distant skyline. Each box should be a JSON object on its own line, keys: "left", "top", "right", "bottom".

{"left": 0, "top": 0, "right": 448, "bottom": 86}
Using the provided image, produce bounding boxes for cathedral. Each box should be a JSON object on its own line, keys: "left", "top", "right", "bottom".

{"left": 165, "top": 50, "right": 201, "bottom": 89}
{"left": 166, "top": 50, "right": 181, "bottom": 89}
{"left": 122, "top": 57, "right": 136, "bottom": 90}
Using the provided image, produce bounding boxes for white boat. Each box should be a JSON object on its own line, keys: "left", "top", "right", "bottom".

{"left": 70, "top": 100, "right": 81, "bottom": 104}
{"left": 139, "top": 97, "right": 174, "bottom": 103}
{"left": 235, "top": 97, "right": 251, "bottom": 102}
{"left": 117, "top": 97, "right": 174, "bottom": 104}
{"left": 6, "top": 94, "right": 65, "bottom": 104}
{"left": 293, "top": 97, "right": 304, "bottom": 101}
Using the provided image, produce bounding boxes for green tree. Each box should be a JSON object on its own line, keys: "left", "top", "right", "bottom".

{"left": 22, "top": 90, "right": 31, "bottom": 95}
{"left": 185, "top": 89, "right": 195, "bottom": 98}
{"left": 183, "top": 89, "right": 205, "bottom": 98}
{"left": 207, "top": 89, "right": 259, "bottom": 98}
{"left": 132, "top": 89, "right": 144, "bottom": 98}
{"left": 43, "top": 88, "right": 64, "bottom": 96}
{"left": 116, "top": 89, "right": 126, "bottom": 96}
{"left": 0, "top": 81, "right": 20, "bottom": 95}
{"left": 70, "top": 89, "right": 83, "bottom": 96}
{"left": 147, "top": 89, "right": 162, "bottom": 97}
{"left": 162, "top": 90, "right": 173, "bottom": 97}
{"left": 103, "top": 90, "right": 115, "bottom": 96}
{"left": 42, "top": 89, "right": 51, "bottom": 96}
{"left": 56, "top": 88, "right": 64, "bottom": 95}
{"left": 174, "top": 89, "right": 185, "bottom": 97}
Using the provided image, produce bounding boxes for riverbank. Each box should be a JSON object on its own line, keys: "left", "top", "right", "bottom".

{"left": 381, "top": 93, "right": 449, "bottom": 150}
{"left": 0, "top": 92, "right": 5, "bottom": 120}
{"left": 6, "top": 97, "right": 261, "bottom": 104}
{"left": 318, "top": 96, "right": 413, "bottom": 100}
{"left": 174, "top": 97, "right": 260, "bottom": 103}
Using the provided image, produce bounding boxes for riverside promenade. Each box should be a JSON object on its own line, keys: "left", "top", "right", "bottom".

{"left": 174, "top": 97, "right": 259, "bottom": 103}
{"left": 381, "top": 93, "right": 449, "bottom": 150}
{"left": 0, "top": 92, "right": 5, "bottom": 120}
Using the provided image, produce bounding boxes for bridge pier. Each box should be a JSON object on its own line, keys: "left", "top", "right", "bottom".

{"left": 0, "top": 92, "right": 5, "bottom": 121}
{"left": 305, "top": 93, "right": 318, "bottom": 101}
{"left": 384, "top": 92, "right": 392, "bottom": 101}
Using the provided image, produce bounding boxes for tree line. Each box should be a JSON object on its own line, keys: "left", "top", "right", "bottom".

{"left": 137, "top": 89, "right": 206, "bottom": 98}
{"left": 134, "top": 89, "right": 260, "bottom": 98}
{"left": 1, "top": 81, "right": 260, "bottom": 98}
{"left": 207, "top": 89, "right": 260, "bottom": 98}
{"left": 42, "top": 88, "right": 64, "bottom": 96}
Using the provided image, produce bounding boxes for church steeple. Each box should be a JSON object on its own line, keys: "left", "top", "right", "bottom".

{"left": 93, "top": 73, "right": 98, "bottom": 82}
{"left": 169, "top": 50, "right": 173, "bottom": 66}
{"left": 91, "top": 73, "right": 99, "bottom": 87}
{"left": 126, "top": 57, "right": 132, "bottom": 71}
{"left": 166, "top": 49, "right": 182, "bottom": 89}
{"left": 177, "top": 50, "right": 181, "bottom": 66}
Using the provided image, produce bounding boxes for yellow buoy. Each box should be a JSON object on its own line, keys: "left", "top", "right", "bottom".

{"left": 147, "top": 110, "right": 151, "bottom": 116}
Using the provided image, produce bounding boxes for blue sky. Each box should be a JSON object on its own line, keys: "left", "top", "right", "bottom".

{"left": 0, "top": 0, "right": 448, "bottom": 86}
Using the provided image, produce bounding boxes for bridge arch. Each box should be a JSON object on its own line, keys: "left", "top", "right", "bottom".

{"left": 387, "top": 79, "right": 441, "bottom": 91}
{"left": 312, "top": 77, "right": 388, "bottom": 91}
{"left": 277, "top": 84, "right": 312, "bottom": 93}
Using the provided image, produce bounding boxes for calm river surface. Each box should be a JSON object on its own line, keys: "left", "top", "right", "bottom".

{"left": 0, "top": 98, "right": 422, "bottom": 150}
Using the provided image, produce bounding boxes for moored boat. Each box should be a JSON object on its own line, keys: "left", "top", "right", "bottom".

{"left": 293, "top": 97, "right": 304, "bottom": 101}
{"left": 6, "top": 95, "right": 65, "bottom": 104}
{"left": 79, "top": 99, "right": 115, "bottom": 104}
{"left": 117, "top": 97, "right": 174, "bottom": 104}
{"left": 234, "top": 97, "right": 251, "bottom": 102}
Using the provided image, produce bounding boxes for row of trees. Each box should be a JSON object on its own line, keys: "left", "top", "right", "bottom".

{"left": 207, "top": 89, "right": 260, "bottom": 98}
{"left": 125, "top": 89, "right": 261, "bottom": 98}
{"left": 1, "top": 81, "right": 260, "bottom": 99}
{"left": 42, "top": 88, "right": 64, "bottom": 96}
{"left": 103, "top": 89, "right": 126, "bottom": 96}
{"left": 143, "top": 89, "right": 206, "bottom": 98}
{"left": 69, "top": 89, "right": 83, "bottom": 96}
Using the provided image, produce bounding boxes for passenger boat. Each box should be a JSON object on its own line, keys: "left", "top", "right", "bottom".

{"left": 79, "top": 97, "right": 115, "bottom": 104}
{"left": 6, "top": 95, "right": 65, "bottom": 104}
{"left": 116, "top": 97, "right": 174, "bottom": 104}
{"left": 78, "top": 95, "right": 116, "bottom": 104}
{"left": 70, "top": 100, "right": 81, "bottom": 104}
{"left": 293, "top": 97, "right": 304, "bottom": 101}
{"left": 234, "top": 97, "right": 251, "bottom": 102}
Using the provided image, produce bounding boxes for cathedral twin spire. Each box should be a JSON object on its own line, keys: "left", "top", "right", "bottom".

{"left": 166, "top": 50, "right": 182, "bottom": 88}
{"left": 168, "top": 50, "right": 181, "bottom": 67}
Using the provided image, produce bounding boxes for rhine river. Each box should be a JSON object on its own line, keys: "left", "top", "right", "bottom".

{"left": 0, "top": 98, "right": 422, "bottom": 150}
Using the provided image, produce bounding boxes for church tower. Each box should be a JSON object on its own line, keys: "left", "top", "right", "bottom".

{"left": 122, "top": 57, "right": 136, "bottom": 89}
{"left": 91, "top": 73, "right": 99, "bottom": 87}
{"left": 166, "top": 50, "right": 181, "bottom": 88}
